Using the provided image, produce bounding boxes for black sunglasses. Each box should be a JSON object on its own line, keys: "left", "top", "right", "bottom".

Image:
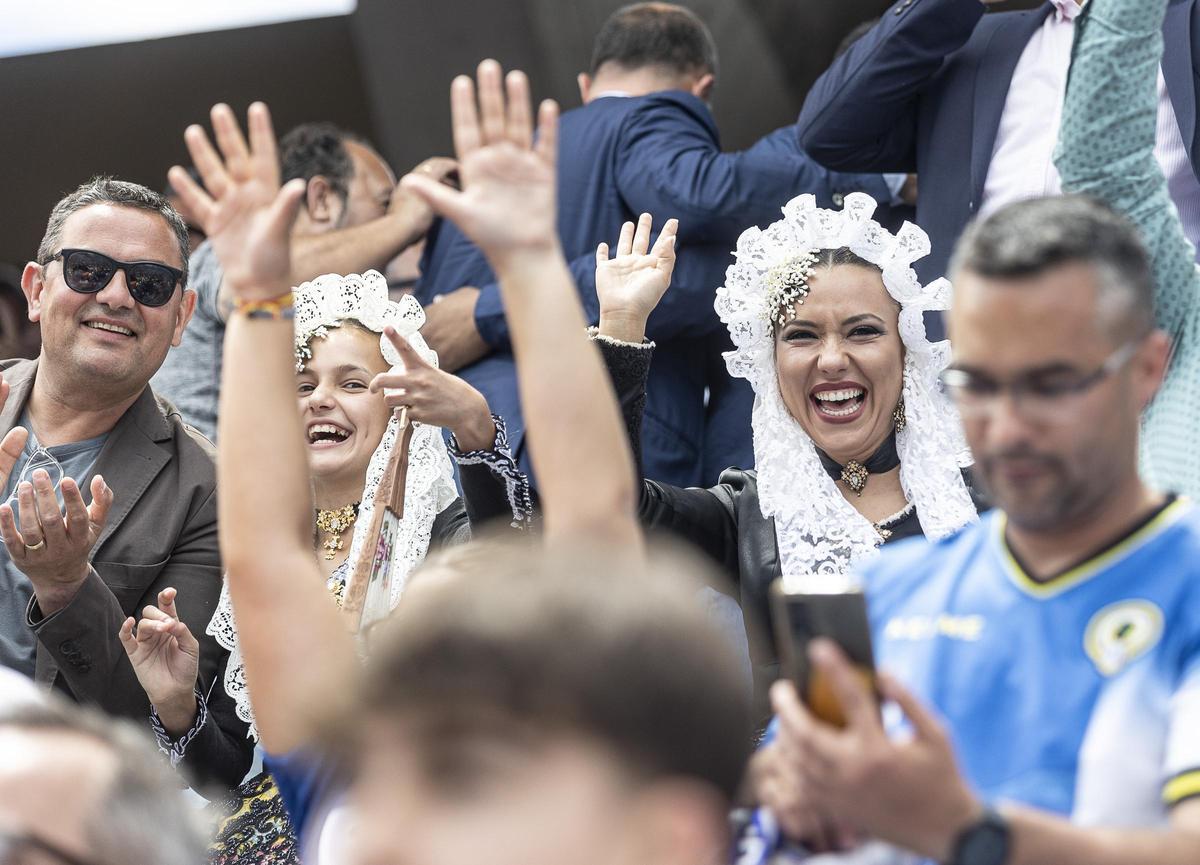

{"left": 41, "top": 248, "right": 183, "bottom": 308}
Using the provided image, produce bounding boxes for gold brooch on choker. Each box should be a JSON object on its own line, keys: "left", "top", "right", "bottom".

{"left": 839, "top": 460, "right": 870, "bottom": 496}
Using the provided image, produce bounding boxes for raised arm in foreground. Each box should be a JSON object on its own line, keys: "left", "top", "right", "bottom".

{"left": 1056, "top": 0, "right": 1200, "bottom": 494}
{"left": 403, "top": 61, "right": 639, "bottom": 549}
{"left": 1055, "top": 0, "right": 1199, "bottom": 343}
{"left": 171, "top": 103, "right": 357, "bottom": 754}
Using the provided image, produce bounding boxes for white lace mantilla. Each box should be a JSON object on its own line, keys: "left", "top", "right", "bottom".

{"left": 207, "top": 271, "right": 458, "bottom": 739}
{"left": 715, "top": 193, "right": 977, "bottom": 591}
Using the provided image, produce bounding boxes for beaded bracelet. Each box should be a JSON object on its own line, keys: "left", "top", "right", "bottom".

{"left": 233, "top": 290, "right": 295, "bottom": 320}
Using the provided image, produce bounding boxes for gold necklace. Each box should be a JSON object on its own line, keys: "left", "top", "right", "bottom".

{"left": 315, "top": 502, "right": 359, "bottom": 560}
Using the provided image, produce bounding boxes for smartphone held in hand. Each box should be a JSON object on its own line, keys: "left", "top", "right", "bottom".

{"left": 769, "top": 581, "right": 877, "bottom": 728}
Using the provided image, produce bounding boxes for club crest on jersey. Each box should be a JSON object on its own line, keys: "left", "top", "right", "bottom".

{"left": 1083, "top": 600, "right": 1164, "bottom": 677}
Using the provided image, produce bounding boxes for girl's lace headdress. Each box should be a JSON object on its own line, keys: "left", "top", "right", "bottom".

{"left": 715, "top": 193, "right": 977, "bottom": 590}
{"left": 209, "top": 270, "right": 458, "bottom": 738}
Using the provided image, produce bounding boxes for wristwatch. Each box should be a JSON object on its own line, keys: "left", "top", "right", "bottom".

{"left": 946, "top": 808, "right": 1011, "bottom": 865}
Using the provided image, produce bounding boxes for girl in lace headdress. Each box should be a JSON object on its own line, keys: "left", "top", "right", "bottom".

{"left": 122, "top": 270, "right": 532, "bottom": 864}
{"left": 589, "top": 195, "right": 984, "bottom": 714}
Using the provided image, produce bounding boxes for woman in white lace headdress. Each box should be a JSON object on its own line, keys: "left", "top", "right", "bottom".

{"left": 123, "top": 269, "right": 532, "bottom": 864}
{"left": 595, "top": 193, "right": 982, "bottom": 705}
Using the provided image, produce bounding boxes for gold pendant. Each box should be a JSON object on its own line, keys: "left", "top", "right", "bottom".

{"left": 840, "top": 460, "right": 869, "bottom": 496}
{"left": 315, "top": 503, "right": 359, "bottom": 561}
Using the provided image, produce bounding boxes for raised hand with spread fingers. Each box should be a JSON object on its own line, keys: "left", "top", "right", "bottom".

{"left": 404, "top": 59, "right": 639, "bottom": 548}
{"left": 595, "top": 213, "right": 679, "bottom": 343}
{"left": 168, "top": 102, "right": 307, "bottom": 303}
{"left": 401, "top": 60, "right": 559, "bottom": 268}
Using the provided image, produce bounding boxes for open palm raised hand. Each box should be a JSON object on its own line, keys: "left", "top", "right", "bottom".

{"left": 169, "top": 102, "right": 306, "bottom": 300}
{"left": 596, "top": 213, "right": 678, "bottom": 333}
{"left": 402, "top": 60, "right": 560, "bottom": 263}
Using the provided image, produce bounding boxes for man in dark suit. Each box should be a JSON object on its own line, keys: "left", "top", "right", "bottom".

{"left": 417, "top": 2, "right": 904, "bottom": 487}
{"left": 797, "top": 0, "right": 1200, "bottom": 287}
{"left": 1, "top": 178, "right": 251, "bottom": 789}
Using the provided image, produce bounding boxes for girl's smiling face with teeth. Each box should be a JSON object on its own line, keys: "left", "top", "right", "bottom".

{"left": 774, "top": 261, "right": 905, "bottom": 465}
{"left": 297, "top": 323, "right": 392, "bottom": 486}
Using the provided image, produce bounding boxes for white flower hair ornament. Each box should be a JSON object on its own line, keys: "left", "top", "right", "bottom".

{"left": 715, "top": 193, "right": 977, "bottom": 588}
{"left": 209, "top": 270, "right": 459, "bottom": 739}
{"left": 293, "top": 269, "right": 435, "bottom": 372}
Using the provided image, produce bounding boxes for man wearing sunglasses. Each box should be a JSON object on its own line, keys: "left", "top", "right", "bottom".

{"left": 0, "top": 177, "right": 253, "bottom": 791}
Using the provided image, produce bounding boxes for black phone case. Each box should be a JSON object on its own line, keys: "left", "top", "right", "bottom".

{"left": 769, "top": 581, "right": 877, "bottom": 724}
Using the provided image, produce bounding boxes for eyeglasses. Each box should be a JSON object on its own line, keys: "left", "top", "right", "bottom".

{"left": 0, "top": 828, "right": 99, "bottom": 865}
{"left": 939, "top": 340, "right": 1139, "bottom": 420}
{"left": 4, "top": 448, "right": 64, "bottom": 514}
{"left": 41, "top": 249, "right": 182, "bottom": 308}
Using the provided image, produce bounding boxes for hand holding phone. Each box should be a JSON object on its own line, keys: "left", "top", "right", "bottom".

{"left": 770, "top": 581, "right": 877, "bottom": 728}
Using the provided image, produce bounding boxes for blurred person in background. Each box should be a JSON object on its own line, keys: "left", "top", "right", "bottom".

{"left": 797, "top": 0, "right": 1200, "bottom": 287}
{"left": 152, "top": 117, "right": 456, "bottom": 442}
{"left": 0, "top": 263, "right": 39, "bottom": 360}
{"left": 415, "top": 2, "right": 909, "bottom": 489}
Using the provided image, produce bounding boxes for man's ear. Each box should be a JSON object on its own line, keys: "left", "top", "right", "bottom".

{"left": 304, "top": 175, "right": 343, "bottom": 230}
{"left": 21, "top": 262, "right": 45, "bottom": 323}
{"left": 577, "top": 72, "right": 593, "bottom": 105}
{"left": 1136, "top": 328, "right": 1172, "bottom": 410}
{"left": 691, "top": 73, "right": 715, "bottom": 102}
{"left": 171, "top": 288, "right": 198, "bottom": 348}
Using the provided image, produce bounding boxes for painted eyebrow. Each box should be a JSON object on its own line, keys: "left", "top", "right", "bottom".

{"left": 780, "top": 313, "right": 887, "bottom": 329}
{"left": 298, "top": 364, "right": 374, "bottom": 377}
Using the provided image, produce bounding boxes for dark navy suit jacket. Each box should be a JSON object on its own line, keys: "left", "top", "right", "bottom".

{"left": 797, "top": 0, "right": 1200, "bottom": 285}
{"left": 418, "top": 91, "right": 895, "bottom": 487}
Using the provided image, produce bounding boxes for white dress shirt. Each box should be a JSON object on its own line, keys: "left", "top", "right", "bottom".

{"left": 980, "top": 0, "right": 1200, "bottom": 258}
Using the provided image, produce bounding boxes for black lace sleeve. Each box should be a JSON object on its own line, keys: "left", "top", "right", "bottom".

{"left": 448, "top": 415, "right": 534, "bottom": 531}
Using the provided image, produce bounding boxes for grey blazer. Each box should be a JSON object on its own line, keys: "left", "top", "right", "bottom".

{"left": 0, "top": 358, "right": 252, "bottom": 789}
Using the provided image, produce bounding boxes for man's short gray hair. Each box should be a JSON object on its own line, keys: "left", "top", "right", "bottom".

{"left": 0, "top": 699, "right": 209, "bottom": 865}
{"left": 949, "top": 194, "right": 1155, "bottom": 339}
{"left": 37, "top": 177, "right": 191, "bottom": 287}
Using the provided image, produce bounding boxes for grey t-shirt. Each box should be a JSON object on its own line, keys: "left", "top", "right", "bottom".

{"left": 151, "top": 239, "right": 224, "bottom": 441}
{"left": 0, "top": 417, "right": 108, "bottom": 676}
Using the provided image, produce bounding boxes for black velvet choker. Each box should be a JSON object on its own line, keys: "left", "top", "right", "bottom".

{"left": 817, "top": 433, "right": 901, "bottom": 496}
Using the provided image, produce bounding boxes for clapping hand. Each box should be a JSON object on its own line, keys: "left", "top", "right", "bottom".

{"left": 169, "top": 102, "right": 307, "bottom": 301}
{"left": 401, "top": 59, "right": 560, "bottom": 266}
{"left": 119, "top": 587, "right": 200, "bottom": 737}
{"left": 0, "top": 376, "right": 114, "bottom": 614}
{"left": 369, "top": 327, "right": 497, "bottom": 451}
{"left": 595, "top": 213, "right": 678, "bottom": 343}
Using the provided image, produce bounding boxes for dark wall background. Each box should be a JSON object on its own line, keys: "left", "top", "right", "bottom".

{"left": 0, "top": 16, "right": 372, "bottom": 267}
{"left": 0, "top": 0, "right": 1048, "bottom": 268}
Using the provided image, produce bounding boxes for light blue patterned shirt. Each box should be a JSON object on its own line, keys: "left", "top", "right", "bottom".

{"left": 1055, "top": 0, "right": 1200, "bottom": 496}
